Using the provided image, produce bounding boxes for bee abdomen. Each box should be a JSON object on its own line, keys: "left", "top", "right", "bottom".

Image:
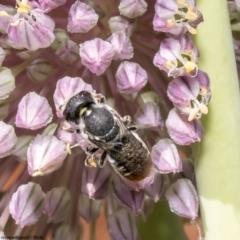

{"left": 108, "top": 137, "right": 153, "bottom": 181}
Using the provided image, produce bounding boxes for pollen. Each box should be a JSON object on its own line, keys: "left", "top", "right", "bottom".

{"left": 166, "top": 60, "right": 173, "bottom": 68}
{"left": 16, "top": 0, "right": 30, "bottom": 13}
{"left": 87, "top": 158, "right": 97, "bottom": 167}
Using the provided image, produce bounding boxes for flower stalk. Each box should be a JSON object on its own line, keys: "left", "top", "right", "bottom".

{"left": 194, "top": 0, "right": 240, "bottom": 239}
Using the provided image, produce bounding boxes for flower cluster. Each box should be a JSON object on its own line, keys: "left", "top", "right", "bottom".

{"left": 0, "top": 0, "right": 211, "bottom": 239}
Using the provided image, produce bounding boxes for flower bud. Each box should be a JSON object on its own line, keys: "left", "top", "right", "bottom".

{"left": 0, "top": 5, "right": 14, "bottom": 34}
{"left": 0, "top": 47, "right": 5, "bottom": 66}
{"left": 26, "top": 59, "right": 53, "bottom": 83}
{"left": 39, "top": 0, "right": 66, "bottom": 12}
{"left": 56, "top": 39, "right": 79, "bottom": 62}
{"left": 15, "top": 92, "right": 53, "bottom": 130}
{"left": 119, "top": 0, "right": 148, "bottom": 18}
{"left": 0, "top": 99, "right": 9, "bottom": 120}
{"left": 79, "top": 38, "right": 114, "bottom": 76}
{"left": 107, "top": 209, "right": 138, "bottom": 240}
{"left": 0, "top": 67, "right": 15, "bottom": 100}
{"left": 141, "top": 196, "right": 155, "bottom": 221}
{"left": 0, "top": 121, "right": 17, "bottom": 158}
{"left": 108, "top": 16, "right": 134, "bottom": 37}
{"left": 166, "top": 108, "right": 204, "bottom": 145}
{"left": 43, "top": 187, "right": 71, "bottom": 223}
{"left": 153, "top": 0, "right": 203, "bottom": 35}
{"left": 53, "top": 76, "right": 93, "bottom": 118}
{"left": 9, "top": 182, "right": 45, "bottom": 228}
{"left": 134, "top": 102, "right": 164, "bottom": 129}
{"left": 112, "top": 178, "right": 144, "bottom": 214}
{"left": 54, "top": 225, "right": 81, "bottom": 240}
{"left": 107, "top": 32, "right": 133, "bottom": 60}
{"left": 145, "top": 172, "right": 166, "bottom": 202}
{"left": 165, "top": 179, "right": 199, "bottom": 220}
{"left": 151, "top": 138, "right": 182, "bottom": 173}
{"left": 79, "top": 193, "right": 101, "bottom": 222}
{"left": 12, "top": 135, "right": 33, "bottom": 162}
{"left": 8, "top": 11, "right": 55, "bottom": 51}
{"left": 27, "top": 134, "right": 67, "bottom": 176}
{"left": 67, "top": 1, "right": 99, "bottom": 33}
{"left": 153, "top": 35, "right": 199, "bottom": 77}
{"left": 116, "top": 61, "right": 148, "bottom": 95}
{"left": 57, "top": 120, "right": 88, "bottom": 151}
{"left": 82, "top": 165, "right": 111, "bottom": 199}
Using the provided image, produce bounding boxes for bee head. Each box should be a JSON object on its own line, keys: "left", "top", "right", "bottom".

{"left": 63, "top": 91, "right": 95, "bottom": 124}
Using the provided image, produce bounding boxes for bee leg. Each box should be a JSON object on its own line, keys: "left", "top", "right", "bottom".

{"left": 94, "top": 93, "right": 105, "bottom": 103}
{"left": 85, "top": 156, "right": 97, "bottom": 168}
{"left": 122, "top": 115, "right": 132, "bottom": 126}
{"left": 98, "top": 151, "right": 107, "bottom": 168}
{"left": 62, "top": 127, "right": 81, "bottom": 134}
{"left": 85, "top": 146, "right": 99, "bottom": 155}
{"left": 127, "top": 125, "right": 138, "bottom": 131}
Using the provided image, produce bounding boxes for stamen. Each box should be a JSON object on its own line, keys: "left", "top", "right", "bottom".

{"left": 66, "top": 143, "right": 72, "bottom": 154}
{"left": 32, "top": 170, "right": 43, "bottom": 177}
{"left": 200, "top": 87, "right": 208, "bottom": 96}
{"left": 66, "top": 143, "right": 80, "bottom": 154}
{"left": 188, "top": 108, "right": 199, "bottom": 121}
{"left": 185, "top": 11, "right": 197, "bottom": 21}
{"left": 199, "top": 104, "right": 208, "bottom": 114}
{"left": 16, "top": 0, "right": 31, "bottom": 13}
{"left": 188, "top": 27, "right": 197, "bottom": 34}
{"left": 167, "top": 19, "right": 175, "bottom": 27}
{"left": 177, "top": 0, "right": 186, "bottom": 4}
{"left": 10, "top": 20, "right": 20, "bottom": 26}
{"left": 0, "top": 11, "right": 9, "bottom": 16}
{"left": 185, "top": 61, "right": 196, "bottom": 73}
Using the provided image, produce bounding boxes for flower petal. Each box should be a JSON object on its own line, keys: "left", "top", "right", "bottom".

{"left": 9, "top": 182, "right": 45, "bottom": 228}
{"left": 79, "top": 38, "right": 114, "bottom": 76}
{"left": 0, "top": 121, "right": 17, "bottom": 158}
{"left": 67, "top": 1, "right": 99, "bottom": 33}
{"left": 165, "top": 179, "right": 199, "bottom": 220}
{"left": 0, "top": 67, "right": 15, "bottom": 100}
{"left": 151, "top": 138, "right": 182, "bottom": 173}
{"left": 27, "top": 134, "right": 67, "bottom": 176}
{"left": 53, "top": 76, "right": 93, "bottom": 118}
{"left": 116, "top": 61, "right": 148, "bottom": 94}
{"left": 44, "top": 187, "right": 71, "bottom": 223}
{"left": 16, "top": 92, "right": 53, "bottom": 130}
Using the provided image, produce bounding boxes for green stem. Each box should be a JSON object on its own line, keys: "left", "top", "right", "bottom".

{"left": 138, "top": 201, "right": 187, "bottom": 240}
{"left": 194, "top": 0, "right": 240, "bottom": 239}
{"left": 89, "top": 219, "right": 96, "bottom": 240}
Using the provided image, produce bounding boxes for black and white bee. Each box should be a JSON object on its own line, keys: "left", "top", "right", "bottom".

{"left": 62, "top": 91, "right": 153, "bottom": 182}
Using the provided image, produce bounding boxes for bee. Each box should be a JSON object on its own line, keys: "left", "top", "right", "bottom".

{"left": 62, "top": 91, "right": 153, "bottom": 182}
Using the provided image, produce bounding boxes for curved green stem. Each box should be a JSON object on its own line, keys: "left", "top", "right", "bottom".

{"left": 194, "top": 0, "right": 240, "bottom": 239}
